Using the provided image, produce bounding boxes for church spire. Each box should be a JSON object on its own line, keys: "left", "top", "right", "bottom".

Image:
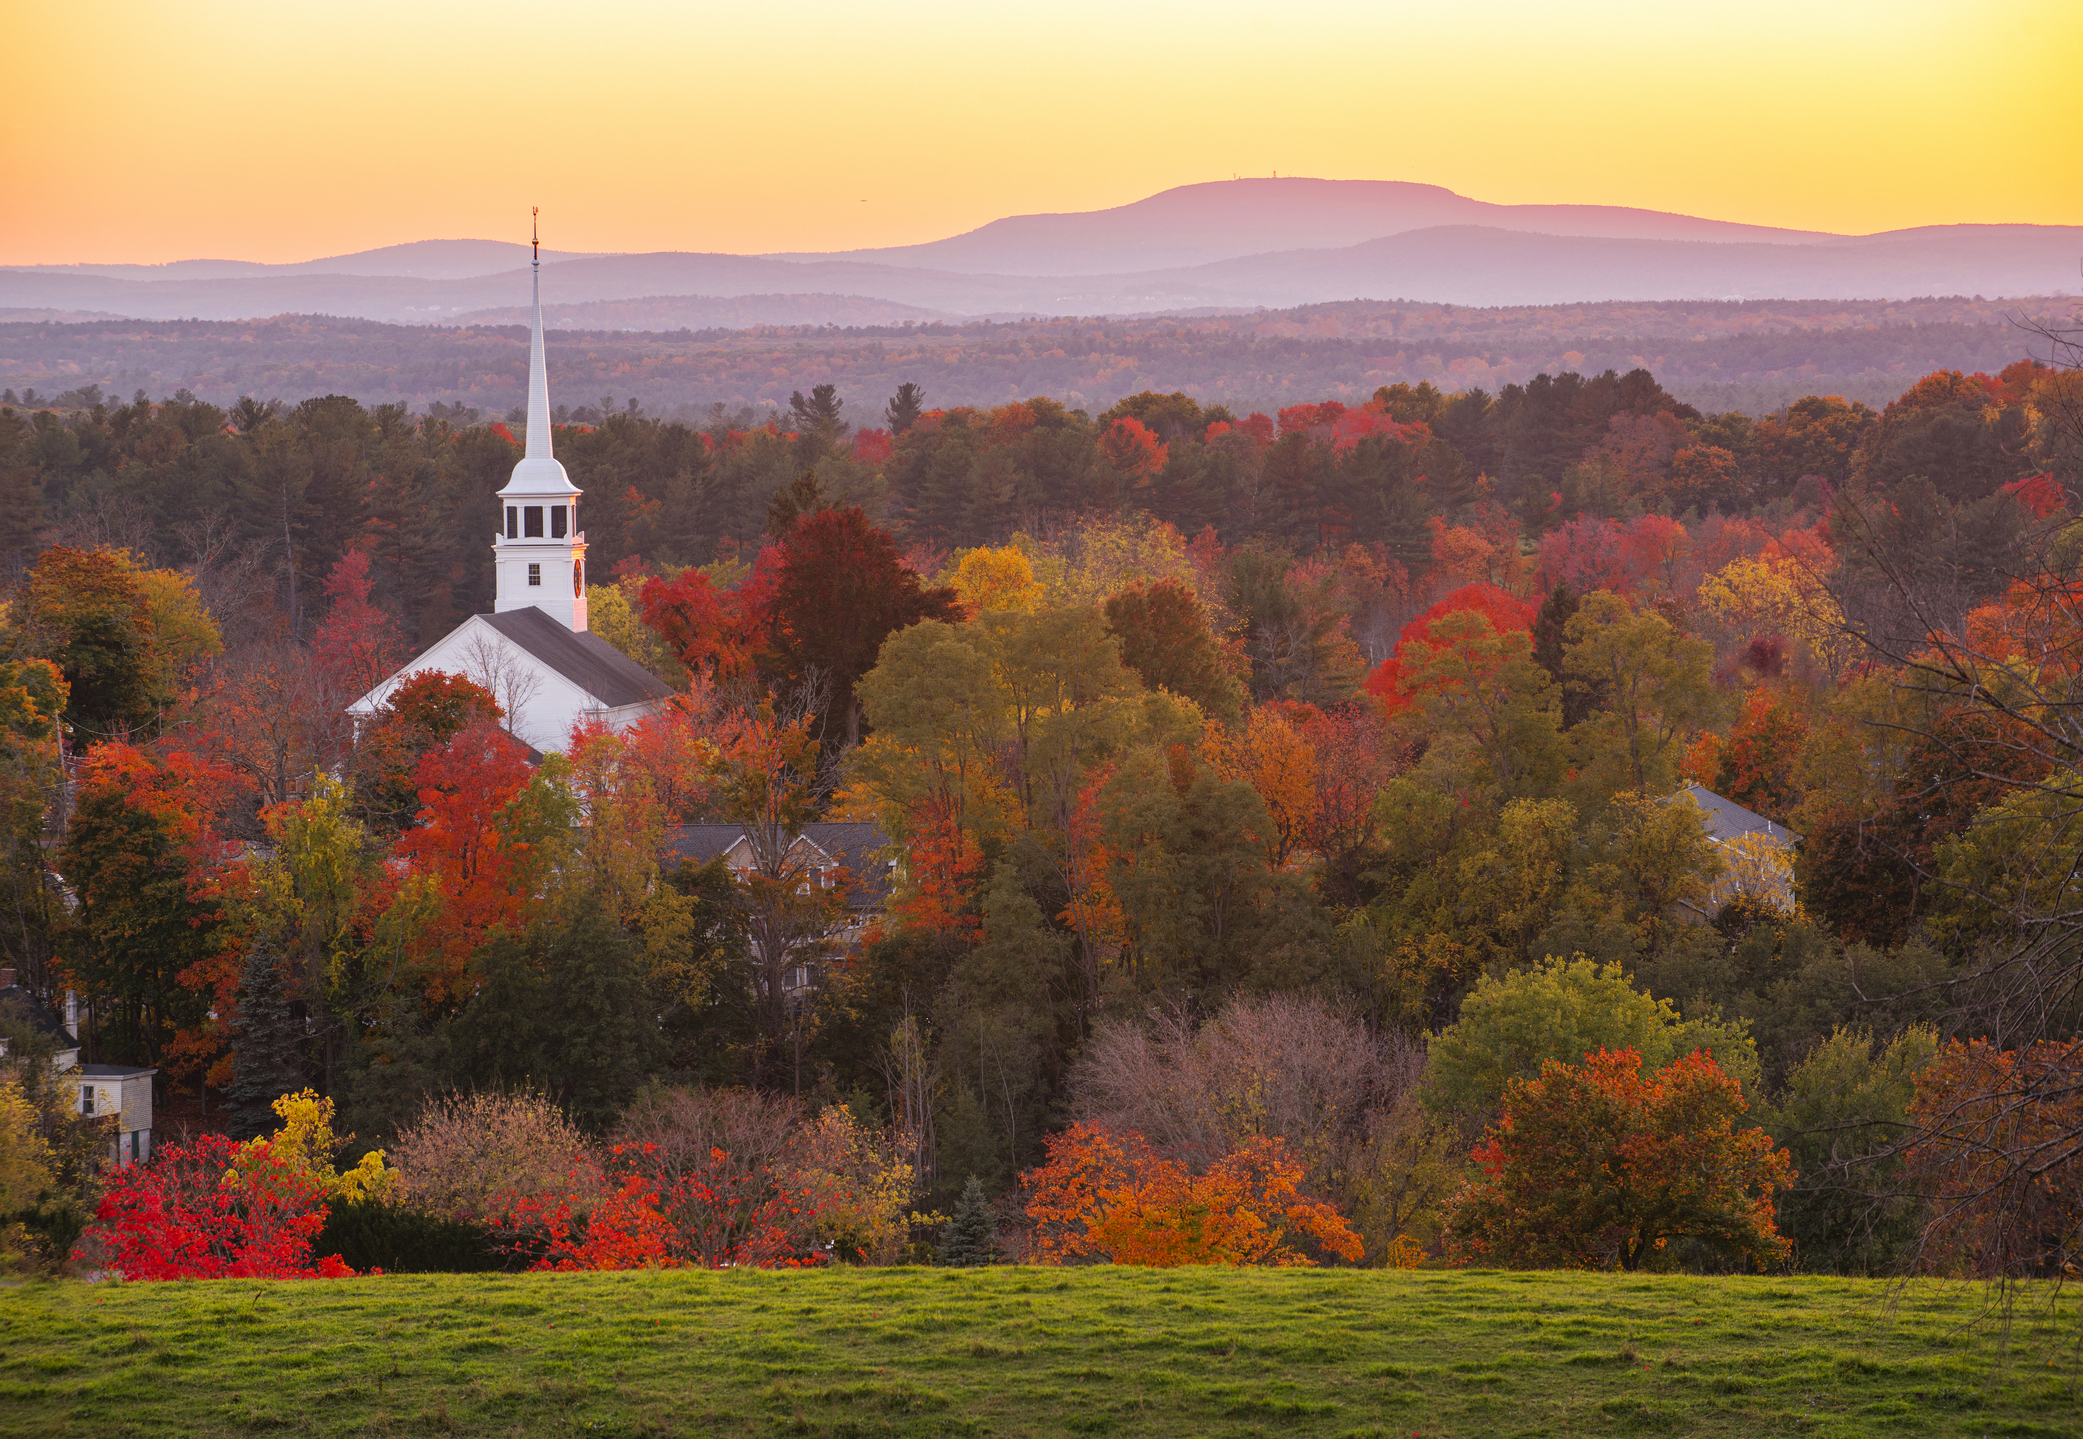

{"left": 493, "top": 207, "right": 586, "bottom": 633}
{"left": 525, "top": 206, "right": 553, "bottom": 459}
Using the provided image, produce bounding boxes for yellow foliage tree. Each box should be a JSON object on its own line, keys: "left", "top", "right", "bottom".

{"left": 950, "top": 546, "right": 1043, "bottom": 614}
{"left": 240, "top": 1087, "right": 395, "bottom": 1203}
{"left": 1697, "top": 555, "right": 1859, "bottom": 679}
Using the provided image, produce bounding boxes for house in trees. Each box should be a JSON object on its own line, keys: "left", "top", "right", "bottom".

{"left": 664, "top": 822, "right": 895, "bottom": 994}
{"left": 347, "top": 237, "right": 673, "bottom": 755}
{"left": 0, "top": 967, "right": 156, "bottom": 1166}
{"left": 1677, "top": 782, "right": 1800, "bottom": 918}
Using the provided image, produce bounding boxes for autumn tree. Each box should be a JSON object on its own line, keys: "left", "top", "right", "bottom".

{"left": 1103, "top": 578, "right": 1245, "bottom": 721}
{"left": 763, "top": 506, "right": 962, "bottom": 747}
{"left": 58, "top": 744, "right": 236, "bottom": 1064}
{"left": 1446, "top": 1047, "right": 1795, "bottom": 1271}
{"left": 1562, "top": 591, "right": 1722, "bottom": 800}
{"left": 21, "top": 546, "right": 166, "bottom": 738}
{"left": 1024, "top": 1122, "right": 1362, "bottom": 1267}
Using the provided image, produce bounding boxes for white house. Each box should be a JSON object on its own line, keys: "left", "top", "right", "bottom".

{"left": 1676, "top": 782, "right": 1801, "bottom": 919}
{"left": 1, "top": 967, "right": 156, "bottom": 1166}
{"left": 347, "top": 226, "right": 673, "bottom": 753}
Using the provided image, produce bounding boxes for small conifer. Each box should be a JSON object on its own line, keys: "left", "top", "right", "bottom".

{"left": 935, "top": 1175, "right": 999, "bottom": 1267}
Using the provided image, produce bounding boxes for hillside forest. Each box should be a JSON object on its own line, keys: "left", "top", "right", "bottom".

{"left": 0, "top": 292, "right": 2064, "bottom": 427}
{"left": 1, "top": 322, "right": 2081, "bottom": 1282}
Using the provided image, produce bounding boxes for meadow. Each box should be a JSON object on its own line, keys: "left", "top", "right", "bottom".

{"left": 1, "top": 1268, "right": 2075, "bottom": 1438}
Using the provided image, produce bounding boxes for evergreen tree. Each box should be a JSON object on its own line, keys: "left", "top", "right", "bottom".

{"left": 224, "top": 938, "right": 305, "bottom": 1140}
{"left": 936, "top": 1175, "right": 999, "bottom": 1266}
{"left": 884, "top": 382, "right": 925, "bottom": 435}
{"left": 1531, "top": 582, "right": 1597, "bottom": 727}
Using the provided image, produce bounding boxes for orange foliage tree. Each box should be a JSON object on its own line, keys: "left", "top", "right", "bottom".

{"left": 1201, "top": 707, "right": 1319, "bottom": 868}
{"left": 1904, "top": 1039, "right": 2083, "bottom": 1278}
{"left": 1446, "top": 1048, "right": 1794, "bottom": 1271}
{"left": 1023, "top": 1122, "right": 1363, "bottom": 1267}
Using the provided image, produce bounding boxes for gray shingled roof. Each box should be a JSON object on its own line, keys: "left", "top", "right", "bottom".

{"left": 481, "top": 607, "right": 674, "bottom": 710}
{"left": 0, "top": 984, "right": 79, "bottom": 1053}
{"left": 1679, "top": 783, "right": 1801, "bottom": 846}
{"left": 661, "top": 822, "right": 894, "bottom": 909}
{"left": 804, "top": 822, "right": 896, "bottom": 907}
{"left": 663, "top": 824, "right": 752, "bottom": 867}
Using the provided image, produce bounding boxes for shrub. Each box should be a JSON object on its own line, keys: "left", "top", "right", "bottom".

{"left": 389, "top": 1091, "right": 594, "bottom": 1223}
{"left": 1024, "top": 1122, "right": 1363, "bottom": 1267}
{"left": 79, "top": 1133, "right": 353, "bottom": 1280}
{"left": 314, "top": 1198, "right": 506, "bottom": 1274}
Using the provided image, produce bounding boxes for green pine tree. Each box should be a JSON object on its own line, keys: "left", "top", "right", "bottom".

{"left": 224, "top": 938, "right": 306, "bottom": 1140}
{"left": 935, "top": 1175, "right": 999, "bottom": 1267}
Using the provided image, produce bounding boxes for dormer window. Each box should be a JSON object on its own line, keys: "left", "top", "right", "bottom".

{"left": 551, "top": 505, "right": 568, "bottom": 538}
{"left": 505, "top": 506, "right": 518, "bottom": 539}
{"left": 528, "top": 563, "right": 542, "bottom": 586}
{"left": 524, "top": 506, "right": 544, "bottom": 537}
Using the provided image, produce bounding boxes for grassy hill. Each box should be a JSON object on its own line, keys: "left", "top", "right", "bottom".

{"left": 2, "top": 1267, "right": 2074, "bottom": 1437}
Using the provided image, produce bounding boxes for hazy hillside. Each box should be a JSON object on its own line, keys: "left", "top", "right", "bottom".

{"left": 773, "top": 177, "right": 1840, "bottom": 274}
{"left": 3, "top": 180, "right": 2077, "bottom": 324}
{"left": 4, "top": 295, "right": 2064, "bottom": 420}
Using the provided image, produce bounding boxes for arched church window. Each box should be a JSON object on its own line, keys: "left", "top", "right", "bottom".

{"left": 528, "top": 563, "right": 542, "bottom": 587}
{"left": 524, "top": 506, "right": 544, "bottom": 537}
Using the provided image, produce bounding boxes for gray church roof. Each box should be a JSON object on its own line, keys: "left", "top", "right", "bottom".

{"left": 1679, "top": 783, "right": 1801, "bottom": 846}
{"left": 481, "top": 607, "right": 674, "bottom": 710}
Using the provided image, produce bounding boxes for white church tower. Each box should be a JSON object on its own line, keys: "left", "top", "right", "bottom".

{"left": 345, "top": 212, "right": 672, "bottom": 754}
{"left": 493, "top": 211, "right": 587, "bottom": 632}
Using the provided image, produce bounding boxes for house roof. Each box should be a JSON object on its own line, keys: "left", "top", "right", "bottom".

{"left": 480, "top": 607, "right": 674, "bottom": 710}
{"left": 661, "top": 822, "right": 895, "bottom": 908}
{"left": 1679, "top": 783, "right": 1801, "bottom": 846}
{"left": 0, "top": 984, "right": 79, "bottom": 1053}
{"left": 803, "top": 822, "right": 896, "bottom": 906}
{"left": 663, "top": 824, "right": 752, "bottom": 866}
{"left": 79, "top": 1062, "right": 158, "bottom": 1078}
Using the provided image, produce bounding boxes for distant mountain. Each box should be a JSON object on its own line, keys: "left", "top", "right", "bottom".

{"left": 6, "top": 240, "right": 599, "bottom": 283}
{"left": 451, "top": 292, "right": 961, "bottom": 329}
{"left": 3, "top": 180, "right": 2077, "bottom": 325}
{"left": 768, "top": 177, "right": 1841, "bottom": 275}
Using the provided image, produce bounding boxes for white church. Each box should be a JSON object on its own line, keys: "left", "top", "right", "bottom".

{"left": 348, "top": 234, "right": 674, "bottom": 752}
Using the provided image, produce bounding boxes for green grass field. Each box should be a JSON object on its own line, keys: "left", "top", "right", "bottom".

{"left": 2, "top": 1267, "right": 2076, "bottom": 1438}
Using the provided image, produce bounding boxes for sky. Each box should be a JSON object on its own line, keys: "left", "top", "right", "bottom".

{"left": 7, "top": 0, "right": 2080, "bottom": 266}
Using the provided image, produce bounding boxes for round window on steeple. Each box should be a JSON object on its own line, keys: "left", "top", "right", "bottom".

{"left": 573, "top": 560, "right": 583, "bottom": 597}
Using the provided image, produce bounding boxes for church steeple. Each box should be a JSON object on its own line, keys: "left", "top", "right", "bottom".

{"left": 493, "top": 208, "right": 587, "bottom": 632}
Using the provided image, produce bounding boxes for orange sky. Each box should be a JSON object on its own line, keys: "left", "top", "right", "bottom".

{"left": 7, "top": 0, "right": 2080, "bottom": 265}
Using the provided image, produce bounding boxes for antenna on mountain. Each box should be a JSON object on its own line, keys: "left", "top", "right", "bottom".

{"left": 532, "top": 207, "right": 539, "bottom": 268}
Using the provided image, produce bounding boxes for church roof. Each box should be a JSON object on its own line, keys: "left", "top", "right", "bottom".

{"left": 480, "top": 607, "right": 674, "bottom": 710}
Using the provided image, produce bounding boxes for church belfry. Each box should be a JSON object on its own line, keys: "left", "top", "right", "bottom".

{"left": 493, "top": 209, "right": 587, "bottom": 631}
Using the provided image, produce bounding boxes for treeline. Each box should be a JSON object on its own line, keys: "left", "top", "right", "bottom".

{"left": 0, "top": 293, "right": 2060, "bottom": 422}
{"left": 0, "top": 353, "right": 2060, "bottom": 656}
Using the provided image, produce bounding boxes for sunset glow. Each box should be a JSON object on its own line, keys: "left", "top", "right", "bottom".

{"left": 7, "top": 0, "right": 2082, "bottom": 264}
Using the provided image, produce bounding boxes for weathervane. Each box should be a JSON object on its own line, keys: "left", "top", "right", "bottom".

{"left": 532, "top": 206, "right": 539, "bottom": 268}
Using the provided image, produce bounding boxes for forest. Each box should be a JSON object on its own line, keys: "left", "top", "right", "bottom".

{"left": 1, "top": 321, "right": 2080, "bottom": 1284}
{"left": 0, "top": 291, "right": 2061, "bottom": 427}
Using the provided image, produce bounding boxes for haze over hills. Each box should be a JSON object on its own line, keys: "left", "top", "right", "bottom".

{"left": 2, "top": 179, "right": 2077, "bottom": 327}
{"left": 766, "top": 178, "right": 1844, "bottom": 275}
